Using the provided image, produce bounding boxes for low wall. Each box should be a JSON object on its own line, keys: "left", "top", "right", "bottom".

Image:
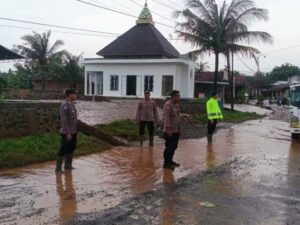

{"left": 0, "top": 102, "right": 60, "bottom": 138}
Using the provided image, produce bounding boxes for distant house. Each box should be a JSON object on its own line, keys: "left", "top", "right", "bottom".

{"left": 31, "top": 72, "right": 83, "bottom": 93}
{"left": 0, "top": 45, "right": 24, "bottom": 61}
{"left": 194, "top": 70, "right": 229, "bottom": 98}
{"left": 83, "top": 3, "right": 197, "bottom": 99}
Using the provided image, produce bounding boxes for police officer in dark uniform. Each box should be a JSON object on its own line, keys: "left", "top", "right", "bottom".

{"left": 55, "top": 89, "right": 78, "bottom": 173}
{"left": 163, "top": 90, "right": 181, "bottom": 170}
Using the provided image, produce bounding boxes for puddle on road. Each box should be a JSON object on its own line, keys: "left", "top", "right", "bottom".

{"left": 0, "top": 119, "right": 298, "bottom": 224}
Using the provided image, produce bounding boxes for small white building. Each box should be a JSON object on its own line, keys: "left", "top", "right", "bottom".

{"left": 83, "top": 3, "right": 197, "bottom": 99}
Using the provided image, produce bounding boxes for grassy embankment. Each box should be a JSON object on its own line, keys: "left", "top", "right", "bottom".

{"left": 0, "top": 132, "right": 111, "bottom": 169}
{"left": 0, "top": 111, "right": 261, "bottom": 169}
{"left": 96, "top": 119, "right": 147, "bottom": 141}
{"left": 193, "top": 110, "right": 263, "bottom": 123}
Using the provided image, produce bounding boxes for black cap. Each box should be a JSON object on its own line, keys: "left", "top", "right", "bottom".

{"left": 65, "top": 88, "right": 77, "bottom": 96}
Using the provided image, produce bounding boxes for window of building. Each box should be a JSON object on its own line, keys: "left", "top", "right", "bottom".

{"left": 162, "top": 75, "right": 173, "bottom": 96}
{"left": 110, "top": 75, "right": 119, "bottom": 91}
{"left": 144, "top": 75, "right": 154, "bottom": 92}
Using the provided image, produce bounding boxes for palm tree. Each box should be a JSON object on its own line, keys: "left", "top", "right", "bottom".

{"left": 199, "top": 61, "right": 210, "bottom": 72}
{"left": 50, "top": 52, "right": 83, "bottom": 89}
{"left": 15, "top": 31, "right": 64, "bottom": 91}
{"left": 176, "top": 0, "right": 273, "bottom": 106}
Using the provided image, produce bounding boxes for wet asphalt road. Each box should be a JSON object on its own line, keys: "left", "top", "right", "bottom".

{"left": 0, "top": 108, "right": 299, "bottom": 225}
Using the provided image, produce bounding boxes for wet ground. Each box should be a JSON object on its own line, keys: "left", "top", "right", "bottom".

{"left": 0, "top": 108, "right": 299, "bottom": 225}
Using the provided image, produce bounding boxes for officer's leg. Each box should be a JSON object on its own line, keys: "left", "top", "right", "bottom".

{"left": 147, "top": 122, "right": 154, "bottom": 146}
{"left": 56, "top": 134, "right": 68, "bottom": 173}
{"left": 207, "top": 121, "right": 213, "bottom": 143}
{"left": 139, "top": 121, "right": 146, "bottom": 147}
{"left": 211, "top": 119, "right": 218, "bottom": 133}
{"left": 171, "top": 133, "right": 180, "bottom": 167}
{"left": 163, "top": 133, "right": 174, "bottom": 169}
{"left": 65, "top": 133, "right": 77, "bottom": 170}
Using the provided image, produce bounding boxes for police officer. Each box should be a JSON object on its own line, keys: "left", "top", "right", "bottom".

{"left": 206, "top": 92, "right": 223, "bottom": 143}
{"left": 55, "top": 89, "right": 78, "bottom": 173}
{"left": 163, "top": 90, "right": 181, "bottom": 170}
{"left": 136, "top": 90, "right": 159, "bottom": 147}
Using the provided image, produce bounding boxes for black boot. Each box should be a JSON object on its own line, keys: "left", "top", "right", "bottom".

{"left": 139, "top": 135, "right": 144, "bottom": 147}
{"left": 55, "top": 156, "right": 64, "bottom": 173}
{"left": 207, "top": 134, "right": 213, "bottom": 143}
{"left": 64, "top": 154, "right": 74, "bottom": 170}
{"left": 149, "top": 135, "right": 154, "bottom": 146}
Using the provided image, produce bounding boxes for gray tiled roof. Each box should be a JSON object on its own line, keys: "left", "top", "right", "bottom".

{"left": 0, "top": 45, "right": 24, "bottom": 60}
{"left": 97, "top": 24, "right": 180, "bottom": 59}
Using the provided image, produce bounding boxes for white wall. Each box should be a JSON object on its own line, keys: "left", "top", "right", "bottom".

{"left": 85, "top": 62, "right": 195, "bottom": 98}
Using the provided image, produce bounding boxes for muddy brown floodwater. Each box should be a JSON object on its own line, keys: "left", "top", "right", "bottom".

{"left": 0, "top": 118, "right": 299, "bottom": 225}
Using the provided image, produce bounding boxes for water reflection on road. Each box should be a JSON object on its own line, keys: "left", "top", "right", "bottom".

{"left": 0, "top": 119, "right": 297, "bottom": 225}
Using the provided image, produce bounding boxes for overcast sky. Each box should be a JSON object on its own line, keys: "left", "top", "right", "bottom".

{"left": 1, "top": 0, "right": 300, "bottom": 75}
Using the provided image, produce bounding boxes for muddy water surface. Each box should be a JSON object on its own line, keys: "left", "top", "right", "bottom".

{"left": 0, "top": 119, "right": 296, "bottom": 225}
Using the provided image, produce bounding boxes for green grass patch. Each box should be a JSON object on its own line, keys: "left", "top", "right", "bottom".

{"left": 97, "top": 119, "right": 146, "bottom": 142}
{"left": 193, "top": 110, "right": 263, "bottom": 124}
{"left": 0, "top": 132, "right": 111, "bottom": 169}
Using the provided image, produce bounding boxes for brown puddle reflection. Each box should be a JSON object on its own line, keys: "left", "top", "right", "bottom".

{"left": 0, "top": 119, "right": 295, "bottom": 224}
{"left": 56, "top": 171, "right": 77, "bottom": 223}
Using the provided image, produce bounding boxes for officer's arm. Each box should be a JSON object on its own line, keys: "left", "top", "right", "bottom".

{"left": 136, "top": 101, "right": 142, "bottom": 122}
{"left": 153, "top": 102, "right": 159, "bottom": 121}
{"left": 164, "top": 104, "right": 172, "bottom": 129}
{"left": 60, "top": 105, "right": 70, "bottom": 134}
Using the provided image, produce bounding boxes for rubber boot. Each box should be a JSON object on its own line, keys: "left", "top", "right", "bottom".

{"left": 149, "top": 135, "right": 154, "bottom": 146}
{"left": 207, "top": 134, "right": 213, "bottom": 143}
{"left": 55, "top": 156, "right": 64, "bottom": 173}
{"left": 139, "top": 135, "right": 144, "bottom": 147}
{"left": 64, "top": 154, "right": 74, "bottom": 170}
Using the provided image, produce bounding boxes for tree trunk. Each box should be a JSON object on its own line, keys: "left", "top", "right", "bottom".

{"left": 77, "top": 120, "right": 129, "bottom": 146}
{"left": 231, "top": 51, "right": 234, "bottom": 111}
{"left": 226, "top": 51, "right": 234, "bottom": 111}
{"left": 42, "top": 71, "right": 45, "bottom": 92}
{"left": 214, "top": 52, "right": 219, "bottom": 93}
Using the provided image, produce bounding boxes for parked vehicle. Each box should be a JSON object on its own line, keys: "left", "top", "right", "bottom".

{"left": 290, "top": 84, "right": 300, "bottom": 139}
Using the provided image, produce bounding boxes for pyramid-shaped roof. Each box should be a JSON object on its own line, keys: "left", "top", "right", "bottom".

{"left": 97, "top": 3, "right": 179, "bottom": 59}
{"left": 97, "top": 24, "right": 179, "bottom": 59}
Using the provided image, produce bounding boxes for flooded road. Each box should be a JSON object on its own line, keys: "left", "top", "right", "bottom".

{"left": 0, "top": 118, "right": 299, "bottom": 225}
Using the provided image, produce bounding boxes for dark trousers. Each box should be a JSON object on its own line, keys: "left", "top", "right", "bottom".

{"left": 163, "top": 133, "right": 180, "bottom": 165}
{"left": 207, "top": 119, "right": 218, "bottom": 135}
{"left": 139, "top": 121, "right": 154, "bottom": 136}
{"left": 57, "top": 133, "right": 77, "bottom": 157}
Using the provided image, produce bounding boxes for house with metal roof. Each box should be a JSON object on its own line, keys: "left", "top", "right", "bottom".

{"left": 0, "top": 45, "right": 24, "bottom": 61}
{"left": 83, "top": 3, "right": 197, "bottom": 98}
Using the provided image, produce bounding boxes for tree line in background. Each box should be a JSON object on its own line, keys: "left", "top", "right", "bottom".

{"left": 0, "top": 30, "right": 83, "bottom": 93}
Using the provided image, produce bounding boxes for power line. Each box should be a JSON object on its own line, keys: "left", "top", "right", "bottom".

{"left": 77, "top": 0, "right": 175, "bottom": 29}
{"left": 236, "top": 55, "right": 256, "bottom": 73}
{"left": 111, "top": 0, "right": 137, "bottom": 13}
{"left": 0, "top": 24, "right": 119, "bottom": 38}
{"left": 263, "top": 43, "right": 300, "bottom": 55}
{"left": 0, "top": 17, "right": 120, "bottom": 35}
{"left": 163, "top": 0, "right": 184, "bottom": 10}
{"left": 152, "top": 0, "right": 178, "bottom": 11}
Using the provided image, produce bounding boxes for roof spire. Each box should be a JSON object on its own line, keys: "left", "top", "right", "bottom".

{"left": 136, "top": 0, "right": 154, "bottom": 25}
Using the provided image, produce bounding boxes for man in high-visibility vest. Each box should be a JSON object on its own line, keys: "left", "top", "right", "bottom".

{"left": 206, "top": 92, "right": 223, "bottom": 143}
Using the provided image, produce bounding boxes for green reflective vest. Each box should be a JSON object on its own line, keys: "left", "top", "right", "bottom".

{"left": 206, "top": 97, "right": 223, "bottom": 120}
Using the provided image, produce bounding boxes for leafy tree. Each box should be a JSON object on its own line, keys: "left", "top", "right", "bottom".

{"left": 267, "top": 63, "right": 300, "bottom": 82}
{"left": 198, "top": 61, "right": 210, "bottom": 72}
{"left": 0, "top": 73, "right": 7, "bottom": 93}
{"left": 176, "top": 0, "right": 272, "bottom": 110}
{"left": 15, "top": 31, "right": 64, "bottom": 91}
{"left": 50, "top": 52, "right": 83, "bottom": 88}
